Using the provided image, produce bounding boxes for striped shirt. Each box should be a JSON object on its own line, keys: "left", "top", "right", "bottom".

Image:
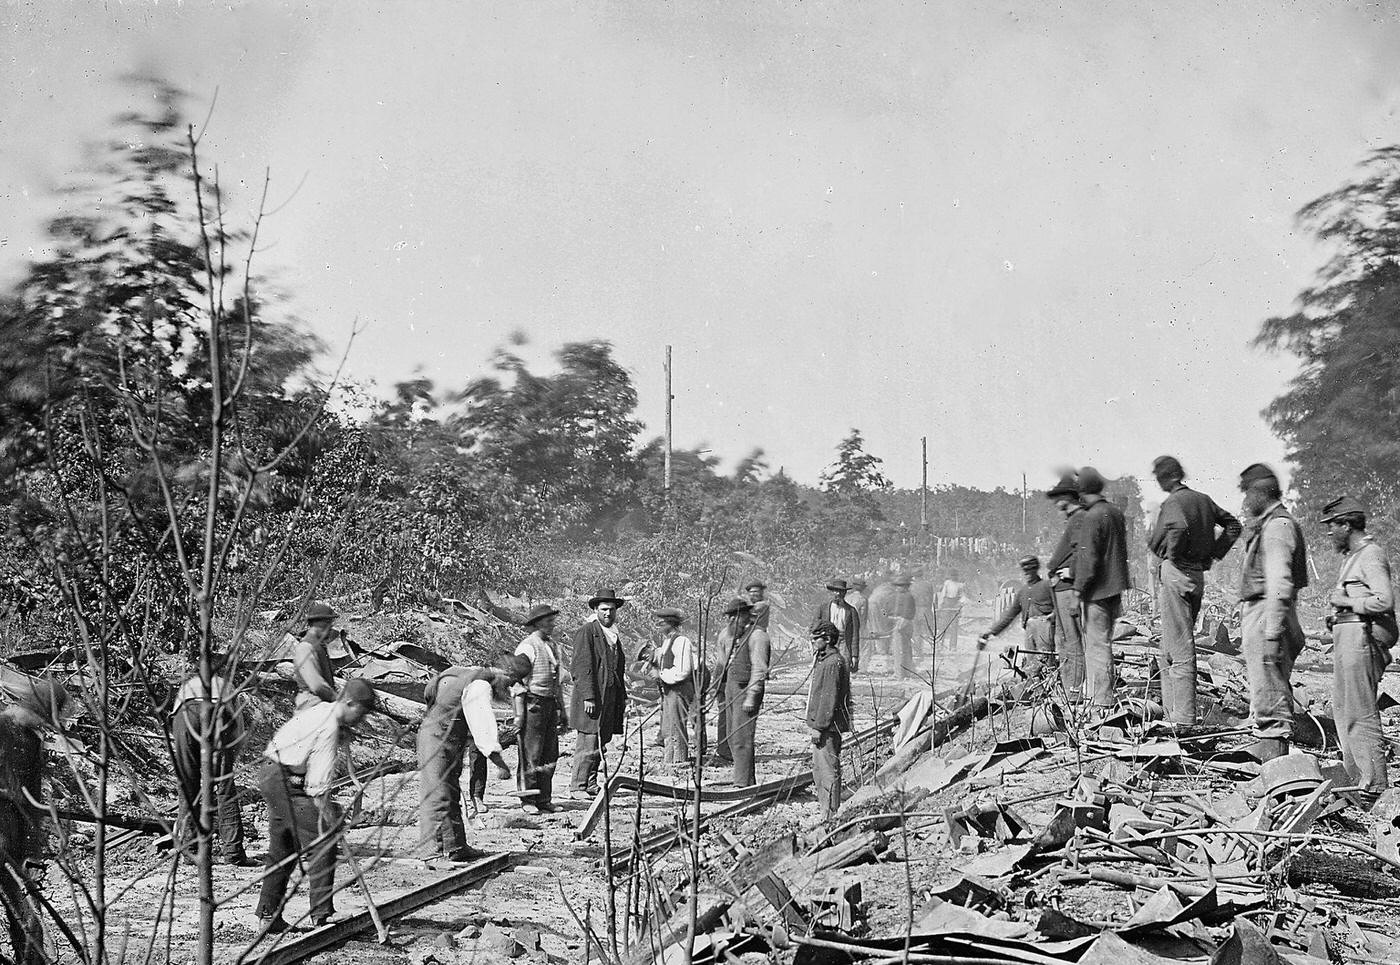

{"left": 514, "top": 632, "right": 561, "bottom": 698}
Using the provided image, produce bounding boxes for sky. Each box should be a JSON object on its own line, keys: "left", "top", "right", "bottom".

{"left": 4, "top": 0, "right": 1400, "bottom": 506}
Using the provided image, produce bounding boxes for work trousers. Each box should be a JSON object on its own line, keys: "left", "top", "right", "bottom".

{"left": 417, "top": 720, "right": 487, "bottom": 858}
{"left": 570, "top": 731, "right": 608, "bottom": 795}
{"left": 812, "top": 728, "right": 843, "bottom": 822}
{"left": 0, "top": 806, "right": 42, "bottom": 965}
{"left": 725, "top": 678, "right": 762, "bottom": 787}
{"left": 842, "top": 637, "right": 861, "bottom": 673}
{"left": 1020, "top": 616, "right": 1055, "bottom": 679}
{"left": 658, "top": 685, "right": 692, "bottom": 764}
{"left": 1158, "top": 561, "right": 1206, "bottom": 724}
{"left": 892, "top": 620, "right": 915, "bottom": 678}
{"left": 712, "top": 672, "right": 732, "bottom": 763}
{"left": 1241, "top": 599, "right": 1304, "bottom": 740}
{"left": 255, "top": 763, "right": 340, "bottom": 922}
{"left": 1052, "top": 588, "right": 1086, "bottom": 700}
{"left": 935, "top": 610, "right": 961, "bottom": 651}
{"left": 1082, "top": 595, "right": 1121, "bottom": 708}
{"left": 171, "top": 706, "right": 246, "bottom": 859}
{"left": 1332, "top": 621, "right": 1391, "bottom": 795}
{"left": 518, "top": 695, "right": 559, "bottom": 807}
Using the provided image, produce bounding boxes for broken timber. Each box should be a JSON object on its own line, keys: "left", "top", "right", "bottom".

{"left": 250, "top": 852, "right": 511, "bottom": 965}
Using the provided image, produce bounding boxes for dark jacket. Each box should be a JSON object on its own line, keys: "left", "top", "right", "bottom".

{"left": 1075, "top": 495, "right": 1130, "bottom": 600}
{"left": 1047, "top": 509, "right": 1086, "bottom": 587}
{"left": 1148, "top": 485, "right": 1242, "bottom": 571}
{"left": 986, "top": 578, "right": 1055, "bottom": 636}
{"left": 810, "top": 600, "right": 861, "bottom": 657}
{"left": 806, "top": 648, "right": 852, "bottom": 734}
{"left": 569, "top": 621, "right": 628, "bottom": 740}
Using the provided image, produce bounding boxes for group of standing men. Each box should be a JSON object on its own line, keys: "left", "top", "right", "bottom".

{"left": 984, "top": 458, "right": 1393, "bottom": 808}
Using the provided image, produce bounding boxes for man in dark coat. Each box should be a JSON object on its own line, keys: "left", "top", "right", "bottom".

{"left": 888, "top": 574, "right": 917, "bottom": 677}
{"left": 811, "top": 579, "right": 862, "bottom": 672}
{"left": 716, "top": 598, "right": 771, "bottom": 787}
{"left": 1045, "top": 472, "right": 1087, "bottom": 700}
{"left": 568, "top": 589, "right": 629, "bottom": 798}
{"left": 1074, "top": 467, "right": 1130, "bottom": 710}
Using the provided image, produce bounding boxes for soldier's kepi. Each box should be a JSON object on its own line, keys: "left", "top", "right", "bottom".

{"left": 1321, "top": 495, "right": 1396, "bottom": 805}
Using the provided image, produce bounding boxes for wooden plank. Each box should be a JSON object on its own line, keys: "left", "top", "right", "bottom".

{"left": 250, "top": 852, "right": 511, "bottom": 965}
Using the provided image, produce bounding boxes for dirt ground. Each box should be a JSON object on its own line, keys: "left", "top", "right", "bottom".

{"left": 73, "top": 597, "right": 1400, "bottom": 963}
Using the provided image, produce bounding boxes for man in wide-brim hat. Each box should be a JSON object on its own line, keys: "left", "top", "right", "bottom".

{"left": 568, "top": 589, "right": 629, "bottom": 798}
{"left": 512, "top": 604, "right": 564, "bottom": 813}
{"left": 714, "top": 597, "right": 771, "bottom": 787}
{"left": 647, "top": 607, "right": 698, "bottom": 764}
{"left": 1044, "top": 472, "right": 1087, "bottom": 700}
{"left": 812, "top": 579, "right": 862, "bottom": 673}
{"left": 294, "top": 601, "right": 341, "bottom": 710}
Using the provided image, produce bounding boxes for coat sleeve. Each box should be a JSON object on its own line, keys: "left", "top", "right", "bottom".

{"left": 570, "top": 627, "right": 597, "bottom": 703}
{"left": 1261, "top": 517, "right": 1298, "bottom": 638}
{"left": 807, "top": 659, "right": 837, "bottom": 731}
{"left": 1212, "top": 499, "right": 1244, "bottom": 562}
{"left": 746, "top": 629, "right": 771, "bottom": 703}
{"left": 293, "top": 639, "right": 337, "bottom": 703}
{"left": 1075, "top": 509, "right": 1104, "bottom": 595}
{"left": 1348, "top": 546, "right": 1395, "bottom": 616}
{"left": 986, "top": 590, "right": 1024, "bottom": 637}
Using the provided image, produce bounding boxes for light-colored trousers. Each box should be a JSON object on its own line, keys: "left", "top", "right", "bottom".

{"left": 1158, "top": 561, "right": 1205, "bottom": 724}
{"left": 1241, "top": 599, "right": 1304, "bottom": 740}
{"left": 1082, "top": 595, "right": 1121, "bottom": 708}
{"left": 1332, "top": 621, "right": 1391, "bottom": 795}
{"left": 812, "top": 728, "right": 844, "bottom": 822}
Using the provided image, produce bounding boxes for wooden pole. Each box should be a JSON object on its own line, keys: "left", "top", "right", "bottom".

{"left": 920, "top": 437, "right": 928, "bottom": 534}
{"left": 1021, "top": 472, "right": 1027, "bottom": 534}
{"left": 664, "top": 346, "right": 673, "bottom": 501}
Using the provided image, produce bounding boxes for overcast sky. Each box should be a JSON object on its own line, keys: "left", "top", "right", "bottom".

{"left": 4, "top": 1, "right": 1399, "bottom": 504}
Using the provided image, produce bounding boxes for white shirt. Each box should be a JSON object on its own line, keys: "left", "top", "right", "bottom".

{"left": 512, "top": 633, "right": 561, "bottom": 698}
{"left": 828, "top": 603, "right": 848, "bottom": 632}
{"left": 653, "top": 633, "right": 696, "bottom": 686}
{"left": 263, "top": 701, "right": 342, "bottom": 797}
{"left": 460, "top": 678, "right": 503, "bottom": 755}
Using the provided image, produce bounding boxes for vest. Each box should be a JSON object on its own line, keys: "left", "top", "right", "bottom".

{"left": 1239, "top": 504, "right": 1308, "bottom": 601}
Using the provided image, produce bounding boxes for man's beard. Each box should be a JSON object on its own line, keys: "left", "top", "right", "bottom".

{"left": 1242, "top": 490, "right": 1271, "bottom": 517}
{"left": 1332, "top": 533, "right": 1351, "bottom": 554}
{"left": 597, "top": 612, "right": 615, "bottom": 627}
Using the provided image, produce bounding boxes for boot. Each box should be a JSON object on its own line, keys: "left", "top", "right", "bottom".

{"left": 1249, "top": 738, "right": 1289, "bottom": 762}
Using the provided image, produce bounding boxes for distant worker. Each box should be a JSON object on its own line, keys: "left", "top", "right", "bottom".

{"left": 978, "top": 556, "right": 1056, "bottom": 678}
{"left": 293, "top": 601, "right": 340, "bottom": 709}
{"left": 888, "top": 574, "right": 917, "bottom": 677}
{"left": 1146, "top": 456, "right": 1242, "bottom": 726}
{"left": 807, "top": 622, "right": 853, "bottom": 823}
{"left": 745, "top": 579, "right": 771, "bottom": 631}
{"left": 1045, "top": 472, "right": 1087, "bottom": 700}
{"left": 813, "top": 579, "right": 862, "bottom": 673}
{"left": 716, "top": 597, "right": 771, "bottom": 787}
{"left": 935, "top": 570, "right": 966, "bottom": 650}
{"left": 569, "top": 589, "right": 629, "bottom": 798}
{"left": 513, "top": 605, "right": 564, "bottom": 815}
{"left": 1074, "top": 467, "right": 1130, "bottom": 712}
{"left": 1321, "top": 495, "right": 1394, "bottom": 803}
{"left": 418, "top": 658, "right": 523, "bottom": 861}
{"left": 1237, "top": 463, "right": 1309, "bottom": 762}
{"left": 847, "top": 577, "right": 870, "bottom": 629}
{"left": 0, "top": 677, "right": 70, "bottom": 964}
{"left": 256, "top": 679, "right": 378, "bottom": 933}
{"left": 170, "top": 654, "right": 253, "bottom": 866}
{"left": 648, "top": 607, "right": 698, "bottom": 765}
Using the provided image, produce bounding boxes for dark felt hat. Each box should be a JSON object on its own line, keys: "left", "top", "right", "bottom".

{"left": 652, "top": 606, "right": 685, "bottom": 623}
{"left": 1077, "top": 467, "right": 1106, "bottom": 495}
{"left": 305, "top": 601, "right": 339, "bottom": 622}
{"left": 341, "top": 678, "right": 379, "bottom": 711}
{"left": 1321, "top": 495, "right": 1366, "bottom": 523}
{"left": 744, "top": 579, "right": 767, "bottom": 591}
{"left": 1238, "top": 463, "right": 1278, "bottom": 490}
{"left": 588, "top": 589, "right": 627, "bottom": 609}
{"left": 523, "top": 603, "right": 560, "bottom": 626}
{"left": 722, "top": 597, "right": 753, "bottom": 616}
{"left": 1046, "top": 472, "right": 1079, "bottom": 499}
{"left": 850, "top": 577, "right": 867, "bottom": 590}
{"left": 1018, "top": 555, "right": 1040, "bottom": 570}
{"left": 825, "top": 578, "right": 850, "bottom": 592}
{"left": 811, "top": 621, "right": 840, "bottom": 640}
{"left": 891, "top": 574, "right": 913, "bottom": 587}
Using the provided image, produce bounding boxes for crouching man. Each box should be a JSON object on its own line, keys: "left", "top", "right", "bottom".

{"left": 255, "top": 679, "right": 378, "bottom": 933}
{"left": 807, "top": 622, "right": 852, "bottom": 823}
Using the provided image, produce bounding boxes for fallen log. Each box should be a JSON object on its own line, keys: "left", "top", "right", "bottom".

{"left": 249, "top": 852, "right": 511, "bottom": 965}
{"left": 1287, "top": 848, "right": 1400, "bottom": 899}
{"left": 874, "top": 697, "right": 992, "bottom": 787}
{"left": 812, "top": 830, "right": 889, "bottom": 872}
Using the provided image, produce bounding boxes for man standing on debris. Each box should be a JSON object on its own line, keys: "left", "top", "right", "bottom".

{"left": 807, "top": 622, "right": 853, "bottom": 823}
{"left": 418, "top": 658, "right": 523, "bottom": 859}
{"left": 717, "top": 597, "right": 771, "bottom": 787}
{"left": 256, "top": 679, "right": 378, "bottom": 933}
{"left": 1237, "top": 463, "right": 1309, "bottom": 762}
{"left": 0, "top": 678, "right": 69, "bottom": 964}
{"left": 1321, "top": 496, "right": 1395, "bottom": 802}
{"left": 978, "top": 556, "right": 1056, "bottom": 678}
{"left": 569, "top": 589, "right": 629, "bottom": 798}
{"left": 170, "top": 653, "right": 254, "bottom": 866}
{"left": 889, "top": 574, "right": 917, "bottom": 677}
{"left": 813, "top": 579, "right": 862, "bottom": 673}
{"left": 293, "top": 601, "right": 340, "bottom": 709}
{"left": 745, "top": 579, "right": 771, "bottom": 631}
{"left": 1046, "top": 472, "right": 1087, "bottom": 700}
{"left": 513, "top": 604, "right": 564, "bottom": 814}
{"left": 1147, "top": 456, "right": 1243, "bottom": 727}
{"left": 1074, "top": 467, "right": 1130, "bottom": 711}
{"left": 648, "top": 607, "right": 698, "bottom": 765}
{"left": 935, "top": 570, "right": 966, "bottom": 650}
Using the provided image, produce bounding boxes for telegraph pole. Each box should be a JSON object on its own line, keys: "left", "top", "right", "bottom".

{"left": 664, "top": 346, "right": 673, "bottom": 500}
{"left": 1022, "top": 471, "right": 1028, "bottom": 534}
{"left": 920, "top": 437, "right": 929, "bottom": 533}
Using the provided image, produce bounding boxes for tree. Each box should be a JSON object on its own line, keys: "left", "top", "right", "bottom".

{"left": 1257, "top": 146, "right": 1400, "bottom": 541}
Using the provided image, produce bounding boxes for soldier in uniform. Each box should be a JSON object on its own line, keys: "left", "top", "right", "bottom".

{"left": 1237, "top": 463, "right": 1309, "bottom": 762}
{"left": 1321, "top": 496, "right": 1396, "bottom": 804}
{"left": 978, "top": 556, "right": 1056, "bottom": 678}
